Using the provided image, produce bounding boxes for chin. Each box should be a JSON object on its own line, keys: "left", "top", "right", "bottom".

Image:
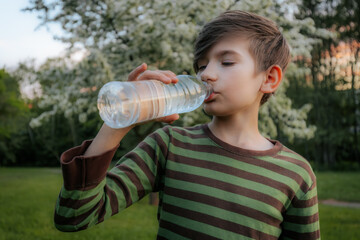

{"left": 203, "top": 106, "right": 230, "bottom": 117}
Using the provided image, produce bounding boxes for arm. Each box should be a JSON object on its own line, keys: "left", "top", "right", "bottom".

{"left": 280, "top": 182, "right": 321, "bottom": 240}
{"left": 54, "top": 126, "right": 172, "bottom": 232}
{"left": 54, "top": 63, "right": 178, "bottom": 231}
{"left": 84, "top": 63, "right": 179, "bottom": 157}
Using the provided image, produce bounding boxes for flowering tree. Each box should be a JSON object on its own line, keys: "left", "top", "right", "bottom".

{"left": 23, "top": 0, "right": 332, "bottom": 142}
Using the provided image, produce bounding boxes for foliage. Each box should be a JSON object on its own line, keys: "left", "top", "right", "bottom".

{"left": 0, "top": 69, "right": 30, "bottom": 165}
{"left": 287, "top": 0, "right": 360, "bottom": 167}
{"left": 20, "top": 0, "right": 329, "bottom": 152}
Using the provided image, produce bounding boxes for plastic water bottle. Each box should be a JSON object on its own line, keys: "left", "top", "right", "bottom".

{"left": 97, "top": 75, "right": 213, "bottom": 128}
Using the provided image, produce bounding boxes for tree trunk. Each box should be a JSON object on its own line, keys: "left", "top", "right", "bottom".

{"left": 350, "top": 47, "right": 360, "bottom": 163}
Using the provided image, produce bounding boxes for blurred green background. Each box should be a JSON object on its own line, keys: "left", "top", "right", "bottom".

{"left": 0, "top": 0, "right": 359, "bottom": 239}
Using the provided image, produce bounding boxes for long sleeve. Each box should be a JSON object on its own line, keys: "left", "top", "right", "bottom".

{"left": 54, "top": 126, "right": 171, "bottom": 232}
{"left": 280, "top": 181, "right": 321, "bottom": 240}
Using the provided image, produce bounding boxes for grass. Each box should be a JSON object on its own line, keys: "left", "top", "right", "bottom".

{"left": 0, "top": 168, "right": 359, "bottom": 240}
{"left": 0, "top": 168, "right": 158, "bottom": 240}
{"left": 315, "top": 171, "right": 360, "bottom": 202}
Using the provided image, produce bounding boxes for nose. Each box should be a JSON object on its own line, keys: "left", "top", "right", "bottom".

{"left": 199, "top": 63, "right": 217, "bottom": 83}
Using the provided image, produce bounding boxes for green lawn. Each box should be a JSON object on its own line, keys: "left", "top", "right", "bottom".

{"left": 0, "top": 168, "right": 359, "bottom": 240}
{"left": 0, "top": 168, "right": 157, "bottom": 240}
{"left": 316, "top": 171, "right": 360, "bottom": 202}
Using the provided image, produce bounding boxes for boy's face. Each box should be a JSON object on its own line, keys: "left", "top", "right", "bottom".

{"left": 196, "top": 36, "right": 265, "bottom": 117}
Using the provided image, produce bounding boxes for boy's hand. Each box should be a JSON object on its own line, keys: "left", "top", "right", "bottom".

{"left": 127, "top": 63, "right": 180, "bottom": 125}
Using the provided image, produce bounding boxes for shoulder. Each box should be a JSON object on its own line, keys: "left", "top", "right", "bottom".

{"left": 275, "top": 144, "right": 317, "bottom": 192}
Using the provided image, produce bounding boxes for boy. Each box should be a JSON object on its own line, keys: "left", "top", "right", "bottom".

{"left": 55, "top": 10, "right": 320, "bottom": 239}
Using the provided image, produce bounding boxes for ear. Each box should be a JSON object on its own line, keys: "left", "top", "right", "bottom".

{"left": 260, "top": 65, "right": 283, "bottom": 93}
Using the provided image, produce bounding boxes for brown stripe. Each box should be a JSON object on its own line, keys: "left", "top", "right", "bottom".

{"left": 148, "top": 131, "right": 169, "bottom": 161}
{"left": 55, "top": 222, "right": 89, "bottom": 232}
{"left": 281, "top": 229, "right": 320, "bottom": 240}
{"left": 166, "top": 169, "right": 286, "bottom": 213}
{"left": 77, "top": 224, "right": 89, "bottom": 231}
{"left": 159, "top": 219, "right": 220, "bottom": 240}
{"left": 122, "top": 150, "right": 156, "bottom": 189}
{"left": 283, "top": 212, "right": 319, "bottom": 224}
{"left": 96, "top": 196, "right": 106, "bottom": 223}
{"left": 156, "top": 236, "right": 167, "bottom": 240}
{"left": 135, "top": 144, "right": 159, "bottom": 183}
{"left": 275, "top": 154, "right": 316, "bottom": 183}
{"left": 163, "top": 203, "right": 278, "bottom": 240}
{"left": 59, "top": 193, "right": 98, "bottom": 210}
{"left": 292, "top": 195, "right": 318, "bottom": 208}
{"left": 106, "top": 172, "right": 132, "bottom": 207}
{"left": 165, "top": 186, "right": 282, "bottom": 227}
{"left": 171, "top": 137, "right": 310, "bottom": 194}
{"left": 116, "top": 164, "right": 146, "bottom": 199}
{"left": 169, "top": 149, "right": 295, "bottom": 200}
{"left": 105, "top": 184, "right": 119, "bottom": 216}
{"left": 55, "top": 197, "right": 103, "bottom": 226}
{"left": 172, "top": 126, "right": 208, "bottom": 139}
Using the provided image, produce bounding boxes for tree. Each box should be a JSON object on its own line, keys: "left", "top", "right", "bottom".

{"left": 0, "top": 69, "right": 29, "bottom": 165}
{"left": 23, "top": 0, "right": 330, "bottom": 157}
{"left": 288, "top": 0, "right": 360, "bottom": 168}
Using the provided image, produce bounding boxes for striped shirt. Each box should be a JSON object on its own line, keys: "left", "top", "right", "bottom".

{"left": 55, "top": 123, "right": 320, "bottom": 239}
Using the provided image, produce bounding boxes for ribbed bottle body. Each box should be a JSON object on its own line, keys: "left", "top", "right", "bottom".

{"left": 97, "top": 75, "right": 211, "bottom": 128}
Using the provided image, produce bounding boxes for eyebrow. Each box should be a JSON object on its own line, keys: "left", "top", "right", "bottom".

{"left": 214, "top": 50, "right": 241, "bottom": 58}
{"left": 198, "top": 50, "right": 241, "bottom": 63}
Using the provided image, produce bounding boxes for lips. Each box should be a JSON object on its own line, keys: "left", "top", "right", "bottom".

{"left": 204, "top": 92, "right": 217, "bottom": 103}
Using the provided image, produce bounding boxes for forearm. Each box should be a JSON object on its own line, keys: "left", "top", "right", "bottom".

{"left": 84, "top": 123, "right": 133, "bottom": 157}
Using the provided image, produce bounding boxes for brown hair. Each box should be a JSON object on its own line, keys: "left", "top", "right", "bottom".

{"left": 193, "top": 10, "right": 291, "bottom": 105}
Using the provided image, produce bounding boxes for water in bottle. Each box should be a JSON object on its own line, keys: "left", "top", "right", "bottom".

{"left": 97, "top": 75, "right": 213, "bottom": 128}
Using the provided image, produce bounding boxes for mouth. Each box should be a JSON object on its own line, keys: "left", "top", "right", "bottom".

{"left": 204, "top": 92, "right": 217, "bottom": 103}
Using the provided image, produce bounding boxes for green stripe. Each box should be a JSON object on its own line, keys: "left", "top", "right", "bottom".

{"left": 106, "top": 177, "right": 127, "bottom": 211}
{"left": 171, "top": 144, "right": 306, "bottom": 198}
{"left": 158, "top": 227, "right": 190, "bottom": 240}
{"left": 283, "top": 221, "right": 320, "bottom": 233}
{"left": 278, "top": 151, "right": 312, "bottom": 169}
{"left": 55, "top": 207, "right": 100, "bottom": 230}
{"left": 167, "top": 160, "right": 288, "bottom": 209}
{"left": 140, "top": 137, "right": 165, "bottom": 174}
{"left": 172, "top": 130, "right": 217, "bottom": 146}
{"left": 57, "top": 191, "right": 103, "bottom": 218}
{"left": 161, "top": 211, "right": 253, "bottom": 240}
{"left": 255, "top": 155, "right": 313, "bottom": 188}
{"left": 166, "top": 177, "right": 283, "bottom": 221}
{"left": 303, "top": 186, "right": 318, "bottom": 200}
{"left": 172, "top": 126, "right": 204, "bottom": 135}
{"left": 123, "top": 154, "right": 153, "bottom": 194}
{"left": 103, "top": 193, "right": 113, "bottom": 220}
{"left": 155, "top": 127, "right": 170, "bottom": 144}
{"left": 286, "top": 204, "right": 319, "bottom": 216}
{"left": 109, "top": 166, "right": 139, "bottom": 202}
{"left": 60, "top": 179, "right": 106, "bottom": 200}
{"left": 164, "top": 194, "right": 281, "bottom": 236}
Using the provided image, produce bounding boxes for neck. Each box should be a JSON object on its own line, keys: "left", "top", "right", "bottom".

{"left": 208, "top": 105, "right": 273, "bottom": 151}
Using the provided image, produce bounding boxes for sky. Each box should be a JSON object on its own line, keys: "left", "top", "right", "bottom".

{"left": 0, "top": 0, "right": 68, "bottom": 69}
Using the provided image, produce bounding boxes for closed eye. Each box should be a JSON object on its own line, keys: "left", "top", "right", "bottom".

{"left": 222, "top": 62, "right": 234, "bottom": 66}
{"left": 198, "top": 65, "right": 207, "bottom": 71}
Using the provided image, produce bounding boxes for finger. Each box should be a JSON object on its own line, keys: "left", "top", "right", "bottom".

{"left": 128, "top": 63, "right": 147, "bottom": 81}
{"left": 158, "top": 70, "right": 178, "bottom": 83}
{"left": 156, "top": 114, "right": 180, "bottom": 123}
{"left": 138, "top": 71, "right": 173, "bottom": 84}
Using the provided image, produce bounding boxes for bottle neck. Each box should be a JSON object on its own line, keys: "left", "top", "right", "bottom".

{"left": 203, "top": 81, "right": 213, "bottom": 99}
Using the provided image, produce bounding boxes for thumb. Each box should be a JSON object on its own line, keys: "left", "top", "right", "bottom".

{"left": 128, "top": 63, "right": 147, "bottom": 81}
